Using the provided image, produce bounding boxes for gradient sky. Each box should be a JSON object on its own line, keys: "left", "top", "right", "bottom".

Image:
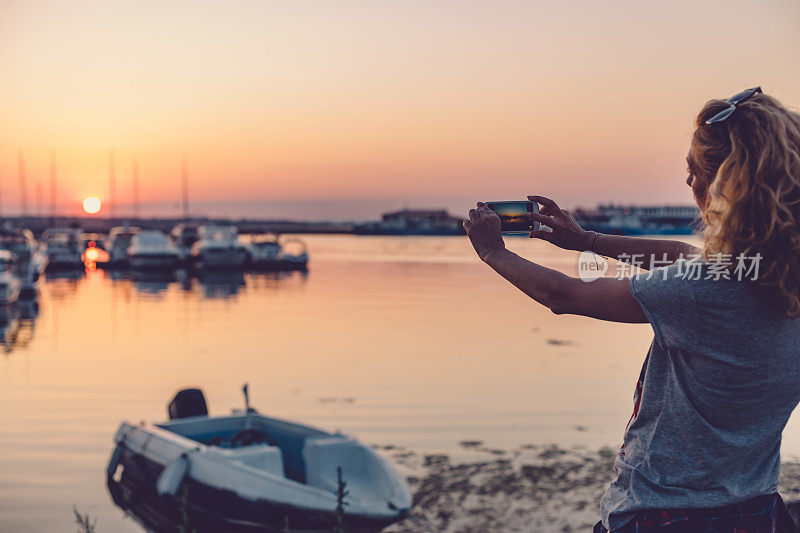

{"left": 1, "top": 0, "right": 799, "bottom": 220}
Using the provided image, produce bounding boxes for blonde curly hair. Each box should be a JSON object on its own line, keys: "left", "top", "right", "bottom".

{"left": 688, "top": 91, "right": 800, "bottom": 318}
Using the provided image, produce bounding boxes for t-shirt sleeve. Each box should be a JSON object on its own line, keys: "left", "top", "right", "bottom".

{"left": 629, "top": 262, "right": 698, "bottom": 351}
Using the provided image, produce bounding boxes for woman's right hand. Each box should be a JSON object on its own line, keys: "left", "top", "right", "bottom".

{"left": 527, "top": 195, "right": 593, "bottom": 251}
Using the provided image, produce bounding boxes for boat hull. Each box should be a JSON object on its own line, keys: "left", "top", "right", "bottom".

{"left": 128, "top": 254, "right": 180, "bottom": 271}
{"left": 0, "top": 272, "right": 21, "bottom": 305}
{"left": 249, "top": 258, "right": 308, "bottom": 271}
{"left": 46, "top": 252, "right": 84, "bottom": 270}
{"left": 108, "top": 446, "right": 403, "bottom": 533}
{"left": 47, "top": 261, "right": 84, "bottom": 270}
{"left": 96, "top": 259, "right": 129, "bottom": 270}
{"left": 193, "top": 248, "right": 249, "bottom": 270}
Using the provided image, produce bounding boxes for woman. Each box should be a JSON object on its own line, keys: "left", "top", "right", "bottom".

{"left": 464, "top": 88, "right": 800, "bottom": 532}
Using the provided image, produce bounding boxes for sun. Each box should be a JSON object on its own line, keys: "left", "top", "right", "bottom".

{"left": 83, "top": 196, "right": 101, "bottom": 214}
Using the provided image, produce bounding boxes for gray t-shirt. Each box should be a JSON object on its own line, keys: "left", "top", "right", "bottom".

{"left": 600, "top": 261, "right": 800, "bottom": 530}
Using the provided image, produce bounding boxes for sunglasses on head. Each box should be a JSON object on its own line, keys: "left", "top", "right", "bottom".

{"left": 705, "top": 86, "right": 762, "bottom": 124}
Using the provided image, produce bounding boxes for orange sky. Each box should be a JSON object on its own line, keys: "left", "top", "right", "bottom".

{"left": 1, "top": 0, "right": 799, "bottom": 219}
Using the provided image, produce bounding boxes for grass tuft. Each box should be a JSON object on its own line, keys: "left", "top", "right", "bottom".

{"left": 333, "top": 466, "right": 350, "bottom": 533}
{"left": 177, "top": 483, "right": 197, "bottom": 533}
{"left": 73, "top": 505, "right": 97, "bottom": 533}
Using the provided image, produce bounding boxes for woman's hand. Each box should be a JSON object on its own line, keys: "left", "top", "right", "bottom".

{"left": 464, "top": 203, "right": 505, "bottom": 261}
{"left": 528, "top": 195, "right": 593, "bottom": 251}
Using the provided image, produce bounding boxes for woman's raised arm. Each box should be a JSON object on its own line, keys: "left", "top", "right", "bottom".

{"left": 465, "top": 203, "right": 647, "bottom": 323}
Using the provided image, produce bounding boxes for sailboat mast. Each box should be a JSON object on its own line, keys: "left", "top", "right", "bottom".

{"left": 109, "top": 150, "right": 116, "bottom": 219}
{"left": 18, "top": 150, "right": 27, "bottom": 217}
{"left": 132, "top": 157, "right": 140, "bottom": 218}
{"left": 50, "top": 149, "right": 57, "bottom": 218}
{"left": 36, "top": 182, "right": 43, "bottom": 216}
{"left": 181, "top": 153, "right": 189, "bottom": 221}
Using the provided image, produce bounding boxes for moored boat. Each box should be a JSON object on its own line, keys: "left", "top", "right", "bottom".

{"left": 18, "top": 252, "right": 47, "bottom": 299}
{"left": 127, "top": 230, "right": 180, "bottom": 271}
{"left": 107, "top": 386, "right": 412, "bottom": 532}
{"left": 43, "top": 228, "right": 84, "bottom": 270}
{"left": 248, "top": 235, "right": 309, "bottom": 271}
{"left": 103, "top": 226, "right": 141, "bottom": 268}
{"left": 0, "top": 228, "right": 48, "bottom": 298}
{"left": 0, "top": 251, "right": 21, "bottom": 305}
{"left": 191, "top": 226, "right": 249, "bottom": 270}
{"left": 0, "top": 227, "right": 37, "bottom": 263}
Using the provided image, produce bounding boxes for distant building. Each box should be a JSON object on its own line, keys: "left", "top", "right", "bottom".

{"left": 574, "top": 204, "right": 700, "bottom": 235}
{"left": 355, "top": 209, "right": 464, "bottom": 235}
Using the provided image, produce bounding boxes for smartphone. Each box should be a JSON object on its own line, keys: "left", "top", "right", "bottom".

{"left": 485, "top": 201, "right": 540, "bottom": 234}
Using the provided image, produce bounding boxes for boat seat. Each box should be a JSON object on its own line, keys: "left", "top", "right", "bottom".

{"left": 216, "top": 444, "right": 285, "bottom": 477}
{"left": 302, "top": 436, "right": 391, "bottom": 496}
{"left": 263, "top": 427, "right": 320, "bottom": 483}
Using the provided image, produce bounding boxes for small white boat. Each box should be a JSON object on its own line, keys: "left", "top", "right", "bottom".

{"left": 0, "top": 228, "right": 48, "bottom": 298}
{"left": 248, "top": 235, "right": 309, "bottom": 271}
{"left": 43, "top": 228, "right": 84, "bottom": 270}
{"left": 104, "top": 226, "right": 141, "bottom": 267}
{"left": 107, "top": 386, "right": 412, "bottom": 532}
{"left": 191, "top": 226, "right": 249, "bottom": 270}
{"left": 127, "top": 231, "right": 180, "bottom": 271}
{"left": 18, "top": 252, "right": 47, "bottom": 299}
{"left": 0, "top": 251, "right": 21, "bottom": 305}
{"left": 0, "top": 227, "right": 36, "bottom": 263}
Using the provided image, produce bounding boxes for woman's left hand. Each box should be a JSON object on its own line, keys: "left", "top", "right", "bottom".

{"left": 464, "top": 203, "right": 505, "bottom": 261}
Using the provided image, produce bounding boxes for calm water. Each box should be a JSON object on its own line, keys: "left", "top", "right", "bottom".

{"left": 1, "top": 235, "right": 798, "bottom": 532}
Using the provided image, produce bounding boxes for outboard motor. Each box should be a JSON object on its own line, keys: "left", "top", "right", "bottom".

{"left": 168, "top": 388, "right": 208, "bottom": 420}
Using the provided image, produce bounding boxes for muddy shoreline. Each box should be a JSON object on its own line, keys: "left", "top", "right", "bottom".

{"left": 377, "top": 443, "right": 800, "bottom": 532}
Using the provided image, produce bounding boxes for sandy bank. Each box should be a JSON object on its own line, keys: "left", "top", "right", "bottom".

{"left": 376, "top": 443, "right": 800, "bottom": 533}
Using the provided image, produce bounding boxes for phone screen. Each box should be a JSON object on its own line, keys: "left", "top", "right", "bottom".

{"left": 486, "top": 201, "right": 540, "bottom": 234}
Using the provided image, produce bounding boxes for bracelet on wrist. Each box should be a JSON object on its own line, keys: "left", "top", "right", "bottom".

{"left": 589, "top": 231, "right": 601, "bottom": 253}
